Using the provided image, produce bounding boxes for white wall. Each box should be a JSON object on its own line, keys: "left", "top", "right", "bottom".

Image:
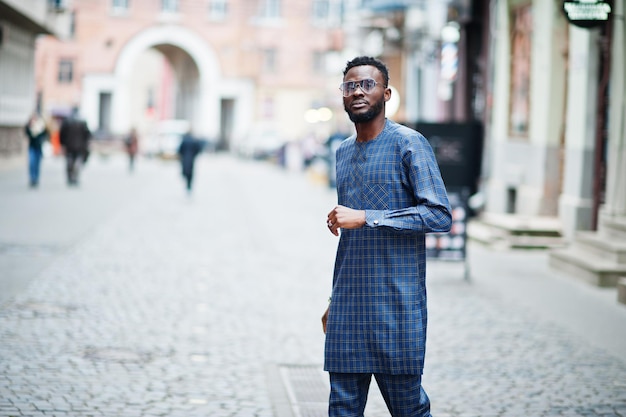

{"left": 0, "top": 21, "right": 36, "bottom": 127}
{"left": 558, "top": 27, "right": 600, "bottom": 237}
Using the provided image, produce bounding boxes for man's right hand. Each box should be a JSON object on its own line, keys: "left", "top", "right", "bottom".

{"left": 321, "top": 306, "right": 329, "bottom": 334}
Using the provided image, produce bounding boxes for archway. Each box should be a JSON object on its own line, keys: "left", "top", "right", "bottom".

{"left": 125, "top": 45, "right": 199, "bottom": 149}
{"left": 111, "top": 25, "right": 221, "bottom": 140}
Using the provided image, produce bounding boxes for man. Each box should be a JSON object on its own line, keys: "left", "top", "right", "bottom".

{"left": 322, "top": 56, "right": 452, "bottom": 417}
{"left": 59, "top": 108, "right": 91, "bottom": 186}
{"left": 124, "top": 128, "right": 139, "bottom": 172}
{"left": 177, "top": 129, "right": 203, "bottom": 193}
{"left": 24, "top": 112, "right": 49, "bottom": 188}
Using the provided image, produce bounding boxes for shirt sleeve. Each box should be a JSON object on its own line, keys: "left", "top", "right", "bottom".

{"left": 364, "top": 135, "right": 452, "bottom": 234}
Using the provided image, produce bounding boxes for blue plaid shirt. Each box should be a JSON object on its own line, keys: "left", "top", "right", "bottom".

{"left": 324, "top": 119, "right": 451, "bottom": 375}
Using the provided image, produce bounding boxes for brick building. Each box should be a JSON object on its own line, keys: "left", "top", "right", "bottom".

{"left": 35, "top": 0, "right": 346, "bottom": 152}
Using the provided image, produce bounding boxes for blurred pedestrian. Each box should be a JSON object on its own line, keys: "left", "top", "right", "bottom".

{"left": 325, "top": 130, "right": 348, "bottom": 188}
{"left": 322, "top": 56, "right": 452, "bottom": 417}
{"left": 59, "top": 107, "right": 91, "bottom": 186}
{"left": 49, "top": 118, "right": 62, "bottom": 156}
{"left": 124, "top": 128, "right": 139, "bottom": 172}
{"left": 177, "top": 129, "right": 202, "bottom": 193}
{"left": 24, "top": 112, "right": 49, "bottom": 188}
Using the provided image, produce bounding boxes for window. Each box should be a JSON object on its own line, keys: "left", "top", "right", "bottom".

{"left": 509, "top": 4, "right": 532, "bottom": 137}
{"left": 209, "top": 0, "right": 228, "bottom": 20}
{"left": 262, "top": 96, "right": 274, "bottom": 119}
{"left": 262, "top": 48, "right": 277, "bottom": 73}
{"left": 112, "top": 0, "right": 129, "bottom": 10}
{"left": 48, "top": 0, "right": 67, "bottom": 11}
{"left": 260, "top": 0, "right": 280, "bottom": 19}
{"left": 146, "top": 87, "right": 155, "bottom": 111}
{"left": 98, "top": 92, "right": 112, "bottom": 132}
{"left": 58, "top": 59, "right": 74, "bottom": 83}
{"left": 312, "top": 51, "right": 325, "bottom": 73}
{"left": 68, "top": 11, "right": 76, "bottom": 38}
{"left": 162, "top": 0, "right": 178, "bottom": 12}
{"left": 312, "top": 0, "right": 329, "bottom": 21}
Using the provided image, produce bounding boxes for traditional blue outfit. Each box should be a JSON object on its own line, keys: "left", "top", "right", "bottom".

{"left": 324, "top": 119, "right": 451, "bottom": 376}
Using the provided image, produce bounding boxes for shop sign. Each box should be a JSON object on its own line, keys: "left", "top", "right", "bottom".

{"left": 563, "top": 0, "right": 612, "bottom": 28}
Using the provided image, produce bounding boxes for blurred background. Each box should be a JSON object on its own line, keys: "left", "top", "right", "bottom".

{"left": 0, "top": 0, "right": 625, "bottom": 302}
{"left": 1, "top": 2, "right": 626, "bottom": 416}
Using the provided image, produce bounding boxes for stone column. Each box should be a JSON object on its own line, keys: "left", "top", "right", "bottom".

{"left": 607, "top": 0, "right": 626, "bottom": 303}
{"left": 558, "top": 27, "right": 600, "bottom": 239}
{"left": 603, "top": 1, "right": 626, "bottom": 219}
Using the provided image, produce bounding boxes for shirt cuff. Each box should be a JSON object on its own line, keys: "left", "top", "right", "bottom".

{"left": 365, "top": 210, "right": 383, "bottom": 227}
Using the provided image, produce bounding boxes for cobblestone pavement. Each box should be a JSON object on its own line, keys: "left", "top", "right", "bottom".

{"left": 1, "top": 154, "right": 625, "bottom": 417}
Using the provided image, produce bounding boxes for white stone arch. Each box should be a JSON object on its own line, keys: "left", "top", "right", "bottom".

{"left": 111, "top": 25, "right": 220, "bottom": 139}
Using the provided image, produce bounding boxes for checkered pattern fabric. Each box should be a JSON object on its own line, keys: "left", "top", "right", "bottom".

{"left": 329, "top": 373, "right": 431, "bottom": 417}
{"left": 324, "top": 120, "right": 451, "bottom": 375}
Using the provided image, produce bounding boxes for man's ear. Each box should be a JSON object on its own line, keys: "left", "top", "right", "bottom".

{"left": 384, "top": 87, "right": 392, "bottom": 103}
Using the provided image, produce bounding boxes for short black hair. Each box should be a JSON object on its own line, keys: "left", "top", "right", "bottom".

{"left": 343, "top": 56, "right": 389, "bottom": 87}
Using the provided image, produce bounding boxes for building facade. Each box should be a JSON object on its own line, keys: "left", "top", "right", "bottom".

{"left": 550, "top": 0, "right": 626, "bottom": 297}
{"left": 34, "top": 0, "right": 346, "bottom": 152}
{"left": 354, "top": 0, "right": 625, "bottom": 301}
{"left": 0, "top": 0, "right": 70, "bottom": 161}
{"left": 482, "top": 0, "right": 568, "bottom": 220}
{"left": 475, "top": 0, "right": 624, "bottom": 298}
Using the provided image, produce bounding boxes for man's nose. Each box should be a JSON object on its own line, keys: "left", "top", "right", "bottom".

{"left": 353, "top": 84, "right": 365, "bottom": 95}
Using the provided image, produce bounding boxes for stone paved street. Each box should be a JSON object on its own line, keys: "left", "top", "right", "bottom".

{"left": 1, "top": 153, "right": 625, "bottom": 417}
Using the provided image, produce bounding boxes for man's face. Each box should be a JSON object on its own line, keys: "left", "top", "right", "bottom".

{"left": 342, "top": 65, "right": 390, "bottom": 124}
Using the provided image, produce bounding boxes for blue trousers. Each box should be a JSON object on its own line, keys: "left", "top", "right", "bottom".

{"left": 28, "top": 148, "right": 42, "bottom": 185}
{"left": 329, "top": 373, "right": 432, "bottom": 417}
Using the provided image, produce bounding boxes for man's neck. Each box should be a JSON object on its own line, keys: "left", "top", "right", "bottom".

{"left": 355, "top": 117, "right": 386, "bottom": 143}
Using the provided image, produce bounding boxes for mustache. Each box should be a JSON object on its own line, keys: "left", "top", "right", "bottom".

{"left": 344, "top": 98, "right": 384, "bottom": 123}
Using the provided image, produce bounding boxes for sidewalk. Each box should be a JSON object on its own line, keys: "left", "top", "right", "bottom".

{"left": 0, "top": 153, "right": 625, "bottom": 417}
{"left": 0, "top": 153, "right": 174, "bottom": 304}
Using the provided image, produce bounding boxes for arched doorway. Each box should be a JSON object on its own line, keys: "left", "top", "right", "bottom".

{"left": 125, "top": 46, "right": 200, "bottom": 154}
{"left": 111, "top": 25, "right": 220, "bottom": 141}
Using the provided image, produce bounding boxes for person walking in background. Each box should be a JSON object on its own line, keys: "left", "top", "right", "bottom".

{"left": 325, "top": 130, "right": 349, "bottom": 189}
{"left": 124, "top": 128, "right": 139, "bottom": 172}
{"left": 59, "top": 107, "right": 91, "bottom": 186}
{"left": 49, "top": 118, "right": 62, "bottom": 156}
{"left": 177, "top": 129, "right": 203, "bottom": 193}
{"left": 24, "top": 112, "right": 49, "bottom": 188}
{"left": 322, "top": 56, "right": 452, "bottom": 417}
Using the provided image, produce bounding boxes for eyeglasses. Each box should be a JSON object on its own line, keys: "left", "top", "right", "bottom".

{"left": 339, "top": 78, "right": 379, "bottom": 97}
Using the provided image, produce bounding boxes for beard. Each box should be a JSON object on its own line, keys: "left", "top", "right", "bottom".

{"left": 344, "top": 96, "right": 385, "bottom": 123}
